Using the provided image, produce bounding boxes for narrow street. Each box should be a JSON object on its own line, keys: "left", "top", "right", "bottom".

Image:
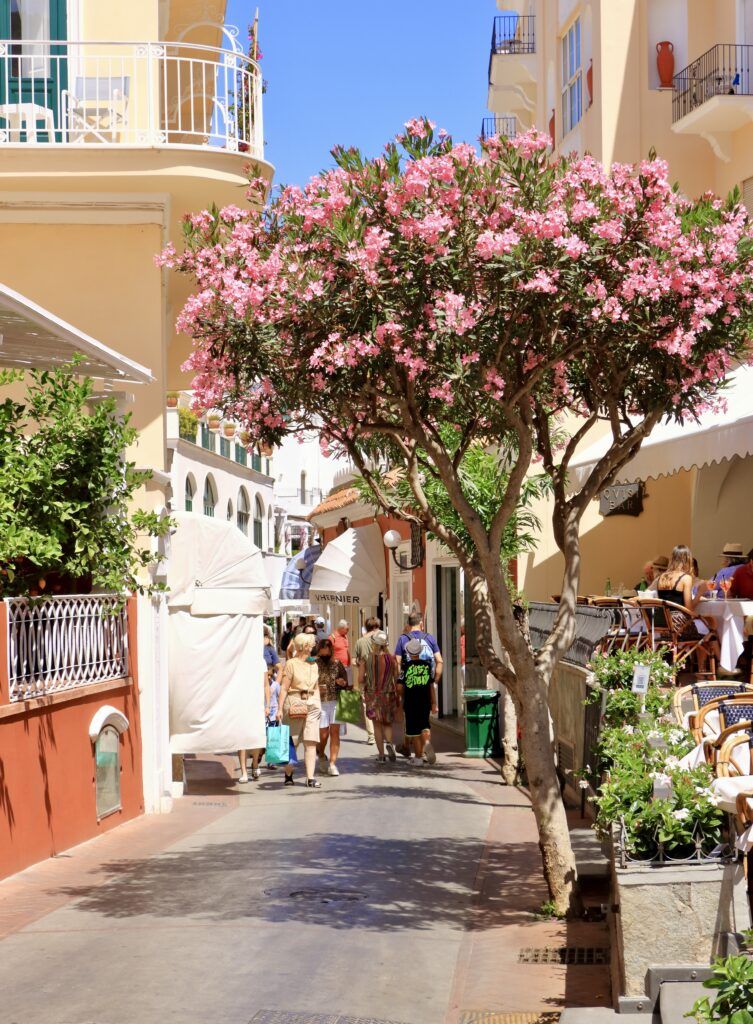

{"left": 0, "top": 729, "right": 609, "bottom": 1024}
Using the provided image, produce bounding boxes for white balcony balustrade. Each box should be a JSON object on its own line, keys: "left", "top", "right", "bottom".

{"left": 4, "top": 595, "right": 129, "bottom": 702}
{"left": 0, "top": 39, "right": 263, "bottom": 156}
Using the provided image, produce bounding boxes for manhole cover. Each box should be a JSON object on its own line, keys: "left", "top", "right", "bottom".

{"left": 518, "top": 946, "right": 610, "bottom": 965}
{"left": 459, "top": 1015, "right": 560, "bottom": 1024}
{"left": 262, "top": 886, "right": 366, "bottom": 905}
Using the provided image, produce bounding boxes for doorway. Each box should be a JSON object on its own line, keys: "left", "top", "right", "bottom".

{"left": 434, "top": 564, "right": 460, "bottom": 718}
{"left": 0, "top": 0, "right": 67, "bottom": 138}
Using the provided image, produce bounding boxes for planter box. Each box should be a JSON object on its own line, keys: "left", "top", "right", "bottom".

{"left": 610, "top": 848, "right": 750, "bottom": 999}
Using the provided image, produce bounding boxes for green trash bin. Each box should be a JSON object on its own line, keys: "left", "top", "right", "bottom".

{"left": 463, "top": 689, "right": 501, "bottom": 758}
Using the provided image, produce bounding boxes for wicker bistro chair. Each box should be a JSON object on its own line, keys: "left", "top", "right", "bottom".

{"left": 712, "top": 730, "right": 753, "bottom": 832}
{"left": 673, "top": 681, "right": 753, "bottom": 727}
{"left": 696, "top": 700, "right": 753, "bottom": 761}
{"left": 636, "top": 598, "right": 719, "bottom": 677}
{"left": 590, "top": 598, "right": 645, "bottom": 654}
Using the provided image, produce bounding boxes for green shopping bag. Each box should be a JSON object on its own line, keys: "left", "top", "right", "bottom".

{"left": 336, "top": 687, "right": 363, "bottom": 726}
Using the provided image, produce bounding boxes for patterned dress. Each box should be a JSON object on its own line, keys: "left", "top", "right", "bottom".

{"left": 363, "top": 650, "right": 399, "bottom": 724}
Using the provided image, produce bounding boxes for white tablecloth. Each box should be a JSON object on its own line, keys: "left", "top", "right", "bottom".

{"left": 697, "top": 599, "right": 753, "bottom": 670}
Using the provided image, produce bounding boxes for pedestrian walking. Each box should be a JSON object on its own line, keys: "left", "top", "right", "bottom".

{"left": 359, "top": 630, "right": 399, "bottom": 764}
{"left": 398, "top": 638, "right": 439, "bottom": 766}
{"left": 280, "top": 619, "right": 295, "bottom": 656}
{"left": 330, "top": 619, "right": 351, "bottom": 670}
{"left": 394, "top": 611, "right": 444, "bottom": 682}
{"left": 287, "top": 622, "right": 317, "bottom": 660}
{"left": 263, "top": 625, "right": 280, "bottom": 684}
{"left": 277, "top": 632, "right": 322, "bottom": 788}
{"left": 314, "top": 615, "right": 328, "bottom": 641}
{"left": 238, "top": 666, "right": 271, "bottom": 783}
{"left": 354, "top": 616, "right": 381, "bottom": 745}
{"left": 315, "top": 637, "right": 349, "bottom": 776}
{"left": 266, "top": 661, "right": 281, "bottom": 771}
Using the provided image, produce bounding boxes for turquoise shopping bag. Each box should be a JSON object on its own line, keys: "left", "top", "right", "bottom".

{"left": 265, "top": 724, "right": 291, "bottom": 765}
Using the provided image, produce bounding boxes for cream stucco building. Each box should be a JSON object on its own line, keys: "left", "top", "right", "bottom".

{"left": 0, "top": 0, "right": 274, "bottom": 813}
{"left": 487, "top": 0, "right": 753, "bottom": 600}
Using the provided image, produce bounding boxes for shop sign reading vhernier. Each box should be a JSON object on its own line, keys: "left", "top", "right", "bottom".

{"left": 311, "top": 593, "right": 360, "bottom": 604}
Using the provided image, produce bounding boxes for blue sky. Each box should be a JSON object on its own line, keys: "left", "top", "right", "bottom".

{"left": 227, "top": 0, "right": 496, "bottom": 189}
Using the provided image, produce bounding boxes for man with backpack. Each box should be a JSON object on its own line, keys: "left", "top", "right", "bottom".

{"left": 398, "top": 637, "right": 439, "bottom": 765}
{"left": 395, "top": 612, "right": 443, "bottom": 764}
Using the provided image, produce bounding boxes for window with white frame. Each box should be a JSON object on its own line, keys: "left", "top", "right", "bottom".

{"left": 561, "top": 18, "right": 582, "bottom": 137}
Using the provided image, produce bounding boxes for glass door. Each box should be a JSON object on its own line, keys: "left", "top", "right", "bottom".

{"left": 0, "top": 0, "right": 67, "bottom": 139}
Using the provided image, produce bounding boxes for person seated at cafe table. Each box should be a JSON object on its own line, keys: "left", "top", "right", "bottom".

{"left": 730, "top": 548, "right": 753, "bottom": 600}
{"left": 636, "top": 555, "right": 668, "bottom": 592}
{"left": 655, "top": 544, "right": 737, "bottom": 677}
{"left": 713, "top": 542, "right": 747, "bottom": 596}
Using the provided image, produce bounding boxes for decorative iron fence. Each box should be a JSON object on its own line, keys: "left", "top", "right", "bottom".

{"left": 0, "top": 39, "right": 263, "bottom": 156}
{"left": 480, "top": 115, "right": 518, "bottom": 139}
{"left": 614, "top": 817, "right": 735, "bottom": 869}
{"left": 527, "top": 601, "right": 614, "bottom": 668}
{"left": 673, "top": 43, "right": 753, "bottom": 122}
{"left": 491, "top": 15, "right": 536, "bottom": 57}
{"left": 5, "top": 595, "right": 129, "bottom": 702}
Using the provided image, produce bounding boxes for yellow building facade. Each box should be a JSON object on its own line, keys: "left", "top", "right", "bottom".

{"left": 487, "top": 0, "right": 753, "bottom": 598}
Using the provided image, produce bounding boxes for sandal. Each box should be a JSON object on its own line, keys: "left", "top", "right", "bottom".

{"left": 306, "top": 779, "right": 322, "bottom": 789}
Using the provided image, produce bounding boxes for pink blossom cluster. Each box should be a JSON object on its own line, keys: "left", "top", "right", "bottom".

{"left": 161, "top": 122, "right": 753, "bottom": 454}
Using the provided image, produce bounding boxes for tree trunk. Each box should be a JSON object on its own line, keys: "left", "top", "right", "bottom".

{"left": 500, "top": 686, "right": 519, "bottom": 785}
{"left": 517, "top": 667, "right": 579, "bottom": 915}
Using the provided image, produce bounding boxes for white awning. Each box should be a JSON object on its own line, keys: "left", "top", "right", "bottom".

{"left": 569, "top": 364, "right": 753, "bottom": 489}
{"left": 0, "top": 282, "right": 152, "bottom": 383}
{"left": 309, "top": 523, "right": 387, "bottom": 606}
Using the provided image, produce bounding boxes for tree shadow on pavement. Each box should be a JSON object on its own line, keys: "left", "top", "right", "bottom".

{"left": 52, "top": 834, "right": 546, "bottom": 932}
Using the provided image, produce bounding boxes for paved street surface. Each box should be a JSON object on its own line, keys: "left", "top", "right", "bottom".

{"left": 0, "top": 729, "right": 609, "bottom": 1024}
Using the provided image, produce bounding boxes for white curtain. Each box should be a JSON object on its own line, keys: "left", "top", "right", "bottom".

{"left": 14, "top": 0, "right": 50, "bottom": 79}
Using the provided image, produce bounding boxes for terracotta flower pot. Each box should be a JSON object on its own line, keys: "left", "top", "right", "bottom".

{"left": 586, "top": 59, "right": 593, "bottom": 107}
{"left": 223, "top": 422, "right": 237, "bottom": 438}
{"left": 166, "top": 393, "right": 178, "bottom": 408}
{"left": 207, "top": 415, "right": 221, "bottom": 432}
{"left": 656, "top": 41, "right": 674, "bottom": 88}
{"left": 260, "top": 442, "right": 273, "bottom": 457}
{"left": 548, "top": 109, "right": 555, "bottom": 146}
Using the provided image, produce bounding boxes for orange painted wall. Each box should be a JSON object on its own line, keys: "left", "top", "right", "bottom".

{"left": 0, "top": 605, "right": 144, "bottom": 880}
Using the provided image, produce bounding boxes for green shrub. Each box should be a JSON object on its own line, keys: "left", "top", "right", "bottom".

{"left": 178, "top": 406, "right": 199, "bottom": 442}
{"left": 687, "top": 954, "right": 753, "bottom": 1022}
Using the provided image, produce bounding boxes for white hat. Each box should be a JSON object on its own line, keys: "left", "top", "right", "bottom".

{"left": 373, "top": 631, "right": 388, "bottom": 647}
{"left": 314, "top": 616, "right": 325, "bottom": 625}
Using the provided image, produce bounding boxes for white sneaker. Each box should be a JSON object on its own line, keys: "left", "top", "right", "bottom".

{"left": 376, "top": 754, "right": 387, "bottom": 764}
{"left": 408, "top": 756, "right": 421, "bottom": 767}
{"left": 327, "top": 764, "right": 340, "bottom": 777}
{"left": 386, "top": 743, "right": 397, "bottom": 763}
{"left": 238, "top": 774, "right": 249, "bottom": 784}
{"left": 423, "top": 741, "right": 436, "bottom": 765}
{"left": 366, "top": 735, "right": 376, "bottom": 745}
{"left": 252, "top": 768, "right": 261, "bottom": 780}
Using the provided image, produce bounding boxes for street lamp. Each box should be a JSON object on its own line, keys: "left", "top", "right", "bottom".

{"left": 383, "top": 524, "right": 425, "bottom": 570}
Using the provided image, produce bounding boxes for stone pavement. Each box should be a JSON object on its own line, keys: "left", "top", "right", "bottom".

{"left": 0, "top": 727, "right": 610, "bottom": 1024}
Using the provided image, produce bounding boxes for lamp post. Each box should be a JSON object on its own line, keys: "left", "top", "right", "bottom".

{"left": 383, "top": 524, "right": 425, "bottom": 570}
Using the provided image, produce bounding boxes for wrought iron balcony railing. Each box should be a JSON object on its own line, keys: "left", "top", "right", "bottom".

{"left": 673, "top": 43, "right": 753, "bottom": 122}
{"left": 490, "top": 15, "right": 536, "bottom": 57}
{"left": 481, "top": 115, "right": 519, "bottom": 140}
{"left": 5, "top": 595, "right": 129, "bottom": 702}
{"left": 0, "top": 39, "right": 263, "bottom": 155}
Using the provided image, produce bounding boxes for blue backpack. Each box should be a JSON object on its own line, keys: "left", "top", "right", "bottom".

{"left": 402, "top": 631, "right": 436, "bottom": 677}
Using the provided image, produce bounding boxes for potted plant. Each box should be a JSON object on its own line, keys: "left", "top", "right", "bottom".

{"left": 223, "top": 420, "right": 237, "bottom": 439}
{"left": 206, "top": 412, "right": 221, "bottom": 432}
{"left": 166, "top": 391, "right": 179, "bottom": 408}
{"left": 178, "top": 407, "right": 199, "bottom": 443}
{"left": 260, "top": 441, "right": 273, "bottom": 456}
{"left": 239, "top": 429, "right": 251, "bottom": 446}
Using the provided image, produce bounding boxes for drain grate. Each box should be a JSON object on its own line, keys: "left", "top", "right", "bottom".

{"left": 286, "top": 887, "right": 365, "bottom": 905}
{"left": 459, "top": 1014, "right": 560, "bottom": 1024}
{"left": 518, "top": 946, "right": 610, "bottom": 965}
{"left": 249, "top": 1012, "right": 408, "bottom": 1024}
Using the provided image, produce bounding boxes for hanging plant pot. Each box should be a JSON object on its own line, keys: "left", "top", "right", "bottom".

{"left": 586, "top": 59, "right": 593, "bottom": 107}
{"left": 656, "top": 41, "right": 674, "bottom": 88}
{"left": 166, "top": 391, "right": 179, "bottom": 408}
{"left": 238, "top": 141, "right": 250, "bottom": 153}
{"left": 223, "top": 421, "right": 237, "bottom": 439}
{"left": 207, "top": 413, "right": 221, "bottom": 432}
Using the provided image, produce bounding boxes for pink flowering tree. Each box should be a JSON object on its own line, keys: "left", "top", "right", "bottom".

{"left": 161, "top": 120, "right": 753, "bottom": 912}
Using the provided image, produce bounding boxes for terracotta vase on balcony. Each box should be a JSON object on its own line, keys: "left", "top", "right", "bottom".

{"left": 239, "top": 430, "right": 250, "bottom": 446}
{"left": 656, "top": 41, "right": 674, "bottom": 88}
{"left": 207, "top": 414, "right": 221, "bottom": 432}
{"left": 260, "top": 442, "right": 273, "bottom": 457}
{"left": 548, "top": 108, "right": 555, "bottom": 147}
{"left": 223, "top": 421, "right": 237, "bottom": 438}
{"left": 586, "top": 59, "right": 593, "bottom": 108}
{"left": 166, "top": 392, "right": 178, "bottom": 408}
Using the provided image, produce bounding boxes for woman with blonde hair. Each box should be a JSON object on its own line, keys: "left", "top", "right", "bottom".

{"left": 654, "top": 544, "right": 729, "bottom": 676}
{"left": 277, "top": 631, "right": 323, "bottom": 788}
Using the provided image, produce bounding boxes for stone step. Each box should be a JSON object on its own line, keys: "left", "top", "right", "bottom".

{"left": 658, "top": 981, "right": 707, "bottom": 1024}
{"left": 570, "top": 826, "right": 610, "bottom": 878}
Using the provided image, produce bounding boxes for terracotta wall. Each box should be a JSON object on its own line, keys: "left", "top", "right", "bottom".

{"left": 0, "top": 602, "right": 144, "bottom": 881}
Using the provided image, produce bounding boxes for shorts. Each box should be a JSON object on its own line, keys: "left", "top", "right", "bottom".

{"left": 320, "top": 701, "right": 338, "bottom": 729}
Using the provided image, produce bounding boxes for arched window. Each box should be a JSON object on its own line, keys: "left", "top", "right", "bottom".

{"left": 237, "top": 487, "right": 250, "bottom": 535}
{"left": 203, "top": 476, "right": 216, "bottom": 517}
{"left": 300, "top": 470, "right": 307, "bottom": 505}
{"left": 184, "top": 476, "right": 195, "bottom": 512}
{"left": 226, "top": 499, "right": 233, "bottom": 521}
{"left": 268, "top": 506, "right": 274, "bottom": 551}
{"left": 253, "top": 494, "right": 264, "bottom": 548}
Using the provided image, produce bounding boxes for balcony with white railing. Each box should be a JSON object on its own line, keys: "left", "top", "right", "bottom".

{"left": 2, "top": 595, "right": 130, "bottom": 704}
{"left": 672, "top": 44, "right": 753, "bottom": 160}
{"left": 0, "top": 38, "right": 263, "bottom": 157}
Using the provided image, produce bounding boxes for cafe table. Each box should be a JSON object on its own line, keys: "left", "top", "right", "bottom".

{"left": 696, "top": 597, "right": 753, "bottom": 670}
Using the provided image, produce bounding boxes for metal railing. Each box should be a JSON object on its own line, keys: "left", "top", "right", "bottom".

{"left": 481, "top": 115, "right": 519, "bottom": 139}
{"left": 491, "top": 15, "right": 536, "bottom": 57}
{"left": 527, "top": 601, "right": 614, "bottom": 668}
{"left": 6, "top": 595, "right": 129, "bottom": 702}
{"left": 673, "top": 43, "right": 753, "bottom": 122}
{"left": 0, "top": 39, "right": 263, "bottom": 155}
